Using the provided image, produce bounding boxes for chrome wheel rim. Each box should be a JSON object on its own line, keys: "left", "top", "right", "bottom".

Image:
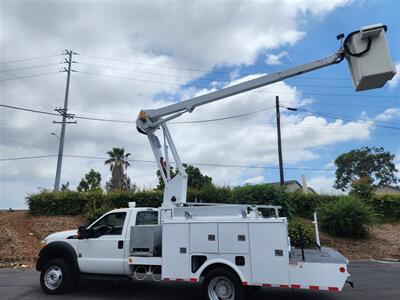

{"left": 44, "top": 266, "right": 63, "bottom": 290}
{"left": 208, "top": 276, "right": 235, "bottom": 300}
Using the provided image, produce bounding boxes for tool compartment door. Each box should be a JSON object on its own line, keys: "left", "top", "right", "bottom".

{"left": 249, "top": 222, "right": 289, "bottom": 285}
{"left": 219, "top": 223, "right": 249, "bottom": 254}
{"left": 162, "top": 223, "right": 190, "bottom": 279}
{"left": 190, "top": 223, "right": 218, "bottom": 253}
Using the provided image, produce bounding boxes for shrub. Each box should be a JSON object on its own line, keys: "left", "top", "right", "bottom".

{"left": 288, "top": 218, "right": 316, "bottom": 248}
{"left": 290, "top": 193, "right": 339, "bottom": 219}
{"left": 366, "top": 194, "right": 400, "bottom": 221}
{"left": 317, "top": 197, "right": 374, "bottom": 238}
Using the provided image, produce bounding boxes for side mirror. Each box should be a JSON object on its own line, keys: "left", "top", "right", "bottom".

{"left": 78, "top": 225, "right": 92, "bottom": 239}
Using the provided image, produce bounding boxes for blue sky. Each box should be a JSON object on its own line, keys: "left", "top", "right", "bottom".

{"left": 178, "top": 0, "right": 400, "bottom": 190}
{"left": 0, "top": 0, "right": 399, "bottom": 208}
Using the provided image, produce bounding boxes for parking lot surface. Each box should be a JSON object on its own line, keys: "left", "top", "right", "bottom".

{"left": 1, "top": 260, "right": 399, "bottom": 300}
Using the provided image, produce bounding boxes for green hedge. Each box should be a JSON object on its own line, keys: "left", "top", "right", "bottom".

{"left": 27, "top": 184, "right": 294, "bottom": 219}
{"left": 366, "top": 194, "right": 400, "bottom": 221}
{"left": 27, "top": 186, "right": 400, "bottom": 224}
{"left": 27, "top": 191, "right": 98, "bottom": 216}
{"left": 27, "top": 190, "right": 163, "bottom": 217}
{"left": 230, "top": 184, "right": 292, "bottom": 217}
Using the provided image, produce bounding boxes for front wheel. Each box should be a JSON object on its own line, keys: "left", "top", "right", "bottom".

{"left": 203, "top": 268, "right": 244, "bottom": 300}
{"left": 40, "top": 259, "right": 74, "bottom": 294}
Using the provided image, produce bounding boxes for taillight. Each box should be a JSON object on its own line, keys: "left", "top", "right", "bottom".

{"left": 339, "top": 267, "right": 346, "bottom": 273}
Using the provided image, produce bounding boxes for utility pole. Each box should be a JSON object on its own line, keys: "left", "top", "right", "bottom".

{"left": 275, "top": 96, "right": 285, "bottom": 187}
{"left": 53, "top": 50, "right": 77, "bottom": 191}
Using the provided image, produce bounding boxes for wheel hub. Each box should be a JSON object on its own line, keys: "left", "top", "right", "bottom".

{"left": 44, "top": 266, "right": 63, "bottom": 290}
{"left": 208, "top": 276, "right": 235, "bottom": 300}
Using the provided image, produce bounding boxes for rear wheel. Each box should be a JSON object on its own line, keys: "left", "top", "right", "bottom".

{"left": 40, "top": 259, "right": 73, "bottom": 294}
{"left": 203, "top": 268, "right": 244, "bottom": 300}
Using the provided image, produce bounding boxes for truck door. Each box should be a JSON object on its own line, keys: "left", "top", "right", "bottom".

{"left": 78, "top": 211, "right": 129, "bottom": 275}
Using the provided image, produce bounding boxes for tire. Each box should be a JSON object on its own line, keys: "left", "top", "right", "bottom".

{"left": 203, "top": 268, "right": 244, "bottom": 300}
{"left": 40, "top": 259, "right": 74, "bottom": 294}
{"left": 245, "top": 285, "right": 261, "bottom": 295}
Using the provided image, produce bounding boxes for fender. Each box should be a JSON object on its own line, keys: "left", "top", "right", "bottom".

{"left": 196, "top": 258, "right": 248, "bottom": 283}
{"left": 36, "top": 241, "right": 79, "bottom": 274}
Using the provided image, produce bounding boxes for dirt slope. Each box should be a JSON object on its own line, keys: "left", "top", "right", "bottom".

{"left": 0, "top": 211, "right": 83, "bottom": 268}
{"left": 321, "top": 223, "right": 400, "bottom": 260}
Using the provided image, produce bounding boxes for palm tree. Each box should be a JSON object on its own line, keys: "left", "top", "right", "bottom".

{"left": 105, "top": 147, "right": 131, "bottom": 190}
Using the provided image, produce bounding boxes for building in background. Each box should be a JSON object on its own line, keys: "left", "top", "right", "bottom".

{"left": 269, "top": 176, "right": 316, "bottom": 194}
{"left": 375, "top": 185, "right": 400, "bottom": 195}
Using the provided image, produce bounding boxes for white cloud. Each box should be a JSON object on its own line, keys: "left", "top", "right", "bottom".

{"left": 308, "top": 175, "right": 344, "bottom": 195}
{"left": 0, "top": 0, "right": 355, "bottom": 208}
{"left": 244, "top": 176, "right": 265, "bottom": 184}
{"left": 388, "top": 63, "right": 400, "bottom": 88}
{"left": 265, "top": 51, "right": 289, "bottom": 65}
{"left": 375, "top": 108, "right": 400, "bottom": 122}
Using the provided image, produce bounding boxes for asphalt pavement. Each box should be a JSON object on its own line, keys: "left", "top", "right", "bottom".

{"left": 1, "top": 260, "right": 399, "bottom": 300}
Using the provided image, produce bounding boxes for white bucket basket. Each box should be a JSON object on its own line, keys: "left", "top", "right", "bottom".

{"left": 345, "top": 24, "right": 397, "bottom": 91}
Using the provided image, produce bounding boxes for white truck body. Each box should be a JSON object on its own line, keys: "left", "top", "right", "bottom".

{"left": 43, "top": 204, "right": 349, "bottom": 292}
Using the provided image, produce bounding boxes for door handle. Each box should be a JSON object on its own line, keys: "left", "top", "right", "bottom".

{"left": 118, "top": 240, "right": 123, "bottom": 249}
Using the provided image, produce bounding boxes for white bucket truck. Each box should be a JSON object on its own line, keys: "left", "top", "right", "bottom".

{"left": 36, "top": 24, "right": 396, "bottom": 300}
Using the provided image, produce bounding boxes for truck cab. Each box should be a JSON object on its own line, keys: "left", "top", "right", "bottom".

{"left": 37, "top": 206, "right": 159, "bottom": 293}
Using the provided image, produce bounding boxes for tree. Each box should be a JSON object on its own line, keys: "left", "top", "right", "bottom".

{"left": 349, "top": 177, "right": 375, "bottom": 199}
{"left": 106, "top": 174, "right": 137, "bottom": 192}
{"left": 60, "top": 182, "right": 70, "bottom": 192}
{"left": 334, "top": 147, "right": 398, "bottom": 195}
{"left": 156, "top": 164, "right": 212, "bottom": 190}
{"left": 105, "top": 147, "right": 131, "bottom": 190}
{"left": 77, "top": 169, "right": 102, "bottom": 192}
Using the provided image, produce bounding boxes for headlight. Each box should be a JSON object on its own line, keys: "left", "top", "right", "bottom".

{"left": 41, "top": 239, "right": 47, "bottom": 248}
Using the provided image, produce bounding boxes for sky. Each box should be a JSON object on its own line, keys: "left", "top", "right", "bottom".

{"left": 0, "top": 0, "right": 399, "bottom": 209}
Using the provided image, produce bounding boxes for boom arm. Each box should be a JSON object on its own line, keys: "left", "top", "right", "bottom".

{"left": 136, "top": 50, "right": 344, "bottom": 208}
{"left": 140, "top": 51, "right": 344, "bottom": 123}
{"left": 136, "top": 24, "right": 395, "bottom": 208}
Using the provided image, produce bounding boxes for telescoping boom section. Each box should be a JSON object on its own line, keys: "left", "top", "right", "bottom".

{"left": 136, "top": 24, "right": 396, "bottom": 208}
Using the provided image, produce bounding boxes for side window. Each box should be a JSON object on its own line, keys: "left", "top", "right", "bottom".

{"left": 136, "top": 211, "right": 158, "bottom": 225}
{"left": 91, "top": 212, "right": 126, "bottom": 236}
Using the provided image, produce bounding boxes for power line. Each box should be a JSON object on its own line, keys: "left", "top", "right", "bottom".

{"left": 284, "top": 102, "right": 393, "bottom": 109}
{"left": 0, "top": 63, "right": 63, "bottom": 72}
{"left": 77, "top": 61, "right": 400, "bottom": 91}
{"left": 305, "top": 110, "right": 400, "bottom": 130}
{"left": 0, "top": 54, "right": 62, "bottom": 64}
{"left": 76, "top": 70, "right": 398, "bottom": 99}
{"left": 0, "top": 154, "right": 57, "bottom": 161}
{"left": 0, "top": 153, "right": 336, "bottom": 171}
{"left": 79, "top": 53, "right": 226, "bottom": 75}
{"left": 78, "top": 62, "right": 227, "bottom": 83}
{"left": 76, "top": 115, "right": 133, "bottom": 123}
{"left": 0, "top": 69, "right": 54, "bottom": 110}
{"left": 2, "top": 103, "right": 400, "bottom": 131}
{"left": 0, "top": 104, "right": 59, "bottom": 116}
{"left": 0, "top": 71, "right": 61, "bottom": 81}
{"left": 171, "top": 106, "right": 275, "bottom": 124}
{"left": 281, "top": 106, "right": 400, "bottom": 130}
{"left": 0, "top": 103, "right": 273, "bottom": 124}
{"left": 75, "top": 52, "right": 386, "bottom": 82}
